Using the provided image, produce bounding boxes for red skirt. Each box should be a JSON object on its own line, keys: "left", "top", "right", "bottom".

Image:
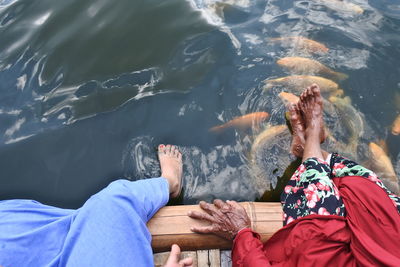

{"left": 232, "top": 176, "right": 400, "bottom": 267}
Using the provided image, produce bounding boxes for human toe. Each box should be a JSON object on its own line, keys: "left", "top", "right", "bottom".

{"left": 306, "top": 87, "right": 313, "bottom": 97}
{"left": 158, "top": 144, "right": 166, "bottom": 154}
{"left": 172, "top": 146, "right": 180, "bottom": 157}
{"left": 294, "top": 103, "right": 301, "bottom": 113}
{"left": 310, "top": 83, "right": 319, "bottom": 90}
{"left": 300, "top": 91, "right": 307, "bottom": 101}
{"left": 165, "top": 144, "right": 172, "bottom": 154}
{"left": 288, "top": 103, "right": 296, "bottom": 114}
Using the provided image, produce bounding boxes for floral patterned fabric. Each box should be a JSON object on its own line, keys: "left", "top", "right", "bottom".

{"left": 281, "top": 153, "right": 400, "bottom": 226}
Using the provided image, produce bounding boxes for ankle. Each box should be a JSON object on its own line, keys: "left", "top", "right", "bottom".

{"left": 163, "top": 176, "right": 179, "bottom": 195}
{"left": 305, "top": 127, "right": 319, "bottom": 138}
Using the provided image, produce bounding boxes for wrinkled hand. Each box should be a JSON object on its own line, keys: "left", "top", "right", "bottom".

{"left": 163, "top": 244, "right": 193, "bottom": 267}
{"left": 188, "top": 199, "right": 251, "bottom": 240}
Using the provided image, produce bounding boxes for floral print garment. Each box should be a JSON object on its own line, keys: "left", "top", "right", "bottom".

{"left": 281, "top": 153, "right": 400, "bottom": 226}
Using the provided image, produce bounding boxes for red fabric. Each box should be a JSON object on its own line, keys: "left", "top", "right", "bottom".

{"left": 232, "top": 176, "right": 400, "bottom": 267}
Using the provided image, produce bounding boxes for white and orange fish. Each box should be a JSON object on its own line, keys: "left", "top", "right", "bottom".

{"left": 318, "top": 0, "right": 364, "bottom": 15}
{"left": 330, "top": 89, "right": 344, "bottom": 98}
{"left": 209, "top": 112, "right": 269, "bottom": 133}
{"left": 369, "top": 142, "right": 399, "bottom": 194}
{"left": 268, "top": 36, "right": 329, "bottom": 54}
{"left": 251, "top": 124, "right": 287, "bottom": 150}
{"left": 392, "top": 114, "right": 400, "bottom": 135}
{"left": 250, "top": 124, "right": 291, "bottom": 196}
{"left": 376, "top": 139, "right": 389, "bottom": 154}
{"left": 329, "top": 96, "right": 364, "bottom": 154}
{"left": 264, "top": 75, "right": 339, "bottom": 93}
{"left": 277, "top": 57, "right": 348, "bottom": 81}
{"left": 278, "top": 92, "right": 299, "bottom": 106}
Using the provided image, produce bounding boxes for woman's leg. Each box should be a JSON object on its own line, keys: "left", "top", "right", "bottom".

{"left": 59, "top": 145, "right": 183, "bottom": 267}
{"left": 281, "top": 85, "right": 345, "bottom": 225}
{"left": 281, "top": 158, "right": 345, "bottom": 225}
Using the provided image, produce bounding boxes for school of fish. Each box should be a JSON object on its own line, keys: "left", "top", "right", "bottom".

{"left": 265, "top": 36, "right": 398, "bottom": 193}
{"left": 206, "top": 0, "right": 399, "bottom": 197}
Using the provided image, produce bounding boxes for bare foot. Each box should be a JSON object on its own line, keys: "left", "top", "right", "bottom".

{"left": 289, "top": 102, "right": 331, "bottom": 160}
{"left": 158, "top": 144, "right": 183, "bottom": 198}
{"left": 299, "top": 84, "right": 324, "bottom": 161}
{"left": 299, "top": 84, "right": 325, "bottom": 141}
{"left": 289, "top": 103, "right": 306, "bottom": 158}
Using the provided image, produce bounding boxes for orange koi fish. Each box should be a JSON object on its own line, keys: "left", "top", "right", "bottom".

{"left": 268, "top": 36, "right": 329, "bottom": 54}
{"left": 278, "top": 92, "right": 299, "bottom": 105}
{"left": 264, "top": 75, "right": 339, "bottom": 93}
{"left": 277, "top": 57, "right": 348, "bottom": 81}
{"left": 369, "top": 142, "right": 399, "bottom": 193}
{"left": 209, "top": 112, "right": 269, "bottom": 133}
{"left": 392, "top": 114, "right": 400, "bottom": 135}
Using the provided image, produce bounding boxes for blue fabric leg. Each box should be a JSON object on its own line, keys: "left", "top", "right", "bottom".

{"left": 0, "top": 200, "right": 74, "bottom": 267}
{"left": 59, "top": 177, "right": 170, "bottom": 267}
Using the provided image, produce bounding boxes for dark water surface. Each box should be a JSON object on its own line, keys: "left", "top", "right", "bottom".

{"left": 0, "top": 0, "right": 399, "bottom": 208}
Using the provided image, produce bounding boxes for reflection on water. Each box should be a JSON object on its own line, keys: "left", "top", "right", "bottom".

{"left": 0, "top": 0, "right": 213, "bottom": 136}
{"left": 0, "top": 0, "right": 400, "bottom": 207}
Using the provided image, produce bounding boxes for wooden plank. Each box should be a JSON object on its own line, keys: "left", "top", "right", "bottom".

{"left": 152, "top": 202, "right": 282, "bottom": 218}
{"left": 153, "top": 252, "right": 169, "bottom": 267}
{"left": 197, "top": 250, "right": 220, "bottom": 267}
{"left": 182, "top": 251, "right": 197, "bottom": 267}
{"left": 152, "top": 234, "right": 231, "bottom": 253}
{"left": 149, "top": 216, "right": 282, "bottom": 236}
{"left": 153, "top": 251, "right": 197, "bottom": 267}
{"left": 197, "top": 250, "right": 209, "bottom": 267}
{"left": 149, "top": 202, "right": 283, "bottom": 252}
{"left": 209, "top": 249, "right": 221, "bottom": 267}
{"left": 220, "top": 250, "right": 232, "bottom": 267}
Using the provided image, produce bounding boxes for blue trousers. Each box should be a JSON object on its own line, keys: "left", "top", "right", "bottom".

{"left": 0, "top": 178, "right": 169, "bottom": 267}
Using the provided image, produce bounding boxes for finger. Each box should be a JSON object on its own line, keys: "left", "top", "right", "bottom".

{"left": 187, "top": 210, "right": 217, "bottom": 223}
{"left": 164, "top": 244, "right": 181, "bottom": 265}
{"left": 199, "top": 201, "right": 221, "bottom": 216}
{"left": 179, "top": 257, "right": 193, "bottom": 267}
{"left": 190, "top": 225, "right": 218, "bottom": 234}
{"left": 213, "top": 199, "right": 227, "bottom": 209}
{"left": 226, "top": 200, "right": 244, "bottom": 210}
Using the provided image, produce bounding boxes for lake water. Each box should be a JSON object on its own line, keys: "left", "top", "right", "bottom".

{"left": 0, "top": 0, "right": 399, "bottom": 208}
